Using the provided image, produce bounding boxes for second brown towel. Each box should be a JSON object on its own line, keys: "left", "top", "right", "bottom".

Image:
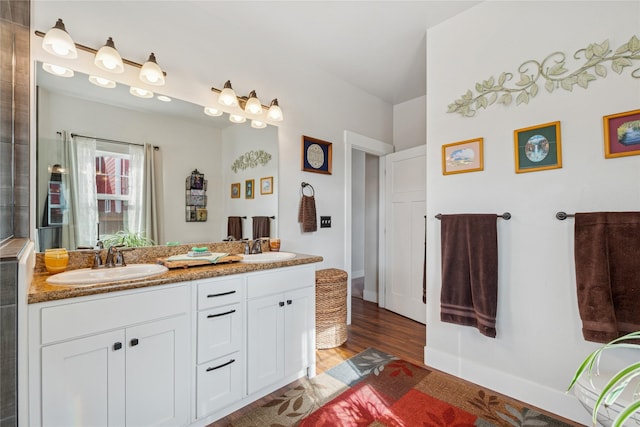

{"left": 574, "top": 212, "right": 640, "bottom": 343}
{"left": 252, "top": 216, "right": 271, "bottom": 239}
{"left": 227, "top": 216, "right": 243, "bottom": 240}
{"left": 298, "top": 195, "right": 317, "bottom": 232}
{"left": 440, "top": 214, "right": 499, "bottom": 338}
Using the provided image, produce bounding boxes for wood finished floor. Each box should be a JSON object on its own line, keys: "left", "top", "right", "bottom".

{"left": 210, "top": 295, "right": 426, "bottom": 426}
{"left": 210, "top": 293, "right": 579, "bottom": 427}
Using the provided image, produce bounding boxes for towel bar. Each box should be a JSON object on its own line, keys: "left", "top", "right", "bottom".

{"left": 435, "top": 212, "right": 511, "bottom": 220}
{"left": 301, "top": 182, "right": 315, "bottom": 196}
{"left": 556, "top": 211, "right": 575, "bottom": 220}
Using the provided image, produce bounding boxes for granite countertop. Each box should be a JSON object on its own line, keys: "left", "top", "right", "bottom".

{"left": 29, "top": 243, "right": 323, "bottom": 304}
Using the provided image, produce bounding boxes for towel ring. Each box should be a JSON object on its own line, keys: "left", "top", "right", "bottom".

{"left": 301, "top": 182, "right": 315, "bottom": 197}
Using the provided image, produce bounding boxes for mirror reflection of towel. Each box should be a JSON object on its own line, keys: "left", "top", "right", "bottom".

{"left": 252, "top": 216, "right": 271, "bottom": 239}
{"left": 298, "top": 195, "right": 317, "bottom": 232}
{"left": 227, "top": 216, "right": 243, "bottom": 240}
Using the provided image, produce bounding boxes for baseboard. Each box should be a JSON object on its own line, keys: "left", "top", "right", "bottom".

{"left": 424, "top": 347, "right": 591, "bottom": 425}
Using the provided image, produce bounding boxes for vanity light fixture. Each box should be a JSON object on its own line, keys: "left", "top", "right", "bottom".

{"left": 88, "top": 75, "right": 116, "bottom": 88}
{"left": 244, "top": 90, "right": 263, "bottom": 115}
{"left": 251, "top": 120, "right": 267, "bottom": 129}
{"left": 218, "top": 80, "right": 239, "bottom": 107}
{"left": 129, "top": 86, "right": 154, "bottom": 99}
{"left": 267, "top": 99, "right": 283, "bottom": 121}
{"left": 156, "top": 95, "right": 171, "bottom": 102}
{"left": 94, "top": 37, "right": 124, "bottom": 73}
{"left": 229, "top": 114, "right": 246, "bottom": 124}
{"left": 42, "top": 62, "right": 74, "bottom": 78}
{"left": 41, "top": 19, "right": 77, "bottom": 59}
{"left": 204, "top": 106, "right": 223, "bottom": 117}
{"left": 139, "top": 53, "right": 165, "bottom": 86}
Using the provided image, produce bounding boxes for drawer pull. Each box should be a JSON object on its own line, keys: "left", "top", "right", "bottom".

{"left": 113, "top": 342, "right": 122, "bottom": 351}
{"left": 207, "top": 309, "right": 236, "bottom": 319}
{"left": 279, "top": 301, "right": 285, "bottom": 307}
{"left": 206, "top": 359, "right": 236, "bottom": 372}
{"left": 130, "top": 338, "right": 139, "bottom": 347}
{"left": 207, "top": 290, "right": 236, "bottom": 298}
{"left": 287, "top": 299, "right": 292, "bottom": 305}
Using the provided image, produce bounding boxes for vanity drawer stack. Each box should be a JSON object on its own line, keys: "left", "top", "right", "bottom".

{"left": 195, "top": 276, "right": 244, "bottom": 419}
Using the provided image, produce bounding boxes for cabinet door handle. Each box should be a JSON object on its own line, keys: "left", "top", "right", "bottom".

{"left": 207, "top": 290, "right": 236, "bottom": 298}
{"left": 206, "top": 359, "right": 236, "bottom": 372}
{"left": 113, "top": 342, "right": 122, "bottom": 351}
{"left": 279, "top": 301, "right": 285, "bottom": 307}
{"left": 287, "top": 299, "right": 292, "bottom": 305}
{"left": 130, "top": 338, "right": 139, "bottom": 347}
{"left": 207, "top": 309, "right": 236, "bottom": 319}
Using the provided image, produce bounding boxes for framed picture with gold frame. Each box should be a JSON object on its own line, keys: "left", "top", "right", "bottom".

{"left": 245, "top": 179, "right": 255, "bottom": 199}
{"left": 231, "top": 182, "right": 240, "bottom": 199}
{"left": 603, "top": 109, "right": 640, "bottom": 159}
{"left": 514, "top": 121, "right": 562, "bottom": 173}
{"left": 302, "top": 135, "right": 332, "bottom": 174}
{"left": 260, "top": 176, "right": 273, "bottom": 195}
{"left": 442, "top": 138, "right": 484, "bottom": 175}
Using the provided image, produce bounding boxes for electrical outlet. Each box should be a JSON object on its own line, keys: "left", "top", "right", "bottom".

{"left": 320, "top": 216, "right": 331, "bottom": 228}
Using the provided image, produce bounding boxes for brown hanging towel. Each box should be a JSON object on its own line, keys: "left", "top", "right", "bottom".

{"left": 574, "top": 212, "right": 640, "bottom": 343}
{"left": 227, "top": 216, "right": 243, "bottom": 240}
{"left": 252, "top": 216, "right": 271, "bottom": 239}
{"left": 298, "top": 195, "right": 317, "bottom": 232}
{"left": 440, "top": 214, "right": 499, "bottom": 338}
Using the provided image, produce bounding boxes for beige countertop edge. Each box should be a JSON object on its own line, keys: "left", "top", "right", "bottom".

{"left": 29, "top": 254, "right": 324, "bottom": 304}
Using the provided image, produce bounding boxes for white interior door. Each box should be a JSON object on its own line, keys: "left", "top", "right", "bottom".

{"left": 384, "top": 145, "right": 426, "bottom": 324}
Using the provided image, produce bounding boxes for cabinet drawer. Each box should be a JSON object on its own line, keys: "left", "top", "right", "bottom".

{"left": 196, "top": 353, "right": 242, "bottom": 419}
{"left": 197, "top": 304, "right": 242, "bottom": 363}
{"left": 40, "top": 285, "right": 188, "bottom": 345}
{"left": 197, "top": 277, "right": 243, "bottom": 310}
{"left": 246, "top": 266, "right": 314, "bottom": 299}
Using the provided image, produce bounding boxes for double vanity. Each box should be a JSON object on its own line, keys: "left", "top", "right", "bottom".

{"left": 27, "top": 243, "right": 322, "bottom": 427}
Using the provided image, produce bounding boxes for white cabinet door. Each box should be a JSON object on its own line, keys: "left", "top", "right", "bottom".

{"left": 126, "top": 315, "right": 189, "bottom": 427}
{"left": 196, "top": 354, "right": 242, "bottom": 418}
{"left": 284, "top": 287, "right": 312, "bottom": 376}
{"left": 198, "top": 303, "right": 242, "bottom": 363}
{"left": 247, "top": 293, "right": 284, "bottom": 394}
{"left": 42, "top": 330, "right": 126, "bottom": 427}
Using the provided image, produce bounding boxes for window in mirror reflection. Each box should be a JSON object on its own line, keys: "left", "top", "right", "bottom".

{"left": 95, "top": 150, "right": 130, "bottom": 236}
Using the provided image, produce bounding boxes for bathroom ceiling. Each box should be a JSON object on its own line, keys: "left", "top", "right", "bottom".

{"left": 32, "top": 1, "right": 480, "bottom": 106}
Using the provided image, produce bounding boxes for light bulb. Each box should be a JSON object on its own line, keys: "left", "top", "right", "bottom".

{"left": 42, "top": 63, "right": 73, "bottom": 77}
{"left": 267, "top": 99, "right": 283, "bottom": 121}
{"left": 42, "top": 19, "right": 77, "bottom": 59}
{"left": 244, "top": 90, "right": 263, "bottom": 115}
{"left": 251, "top": 120, "right": 267, "bottom": 129}
{"left": 218, "top": 80, "right": 238, "bottom": 107}
{"left": 94, "top": 38, "right": 124, "bottom": 74}
{"left": 139, "top": 53, "right": 165, "bottom": 86}
{"left": 204, "top": 106, "right": 223, "bottom": 117}
{"left": 229, "top": 114, "right": 246, "bottom": 124}
{"left": 89, "top": 75, "right": 116, "bottom": 88}
{"left": 129, "top": 87, "right": 154, "bottom": 98}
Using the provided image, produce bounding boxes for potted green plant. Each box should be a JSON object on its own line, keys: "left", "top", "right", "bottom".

{"left": 568, "top": 331, "right": 640, "bottom": 427}
{"left": 102, "top": 230, "right": 154, "bottom": 249}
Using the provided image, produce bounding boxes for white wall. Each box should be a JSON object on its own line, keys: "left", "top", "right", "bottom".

{"left": 393, "top": 95, "right": 426, "bottom": 151}
{"left": 31, "top": 2, "right": 393, "bottom": 270}
{"left": 425, "top": 1, "right": 640, "bottom": 423}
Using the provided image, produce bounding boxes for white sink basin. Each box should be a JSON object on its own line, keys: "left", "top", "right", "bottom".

{"left": 240, "top": 252, "right": 296, "bottom": 263}
{"left": 46, "top": 264, "right": 169, "bottom": 286}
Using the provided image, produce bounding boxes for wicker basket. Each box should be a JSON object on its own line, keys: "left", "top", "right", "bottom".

{"left": 315, "top": 268, "right": 348, "bottom": 349}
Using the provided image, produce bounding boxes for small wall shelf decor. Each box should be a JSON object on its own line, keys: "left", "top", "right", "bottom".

{"left": 302, "top": 135, "right": 332, "bottom": 174}
{"left": 185, "top": 169, "right": 208, "bottom": 222}
{"left": 448, "top": 34, "right": 640, "bottom": 117}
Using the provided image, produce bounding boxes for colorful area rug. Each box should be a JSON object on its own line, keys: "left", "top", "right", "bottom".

{"left": 231, "top": 348, "right": 575, "bottom": 427}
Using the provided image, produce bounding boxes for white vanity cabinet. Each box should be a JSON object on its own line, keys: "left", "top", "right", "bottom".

{"left": 194, "top": 277, "right": 244, "bottom": 419}
{"left": 246, "top": 265, "right": 315, "bottom": 395}
{"left": 28, "top": 283, "right": 190, "bottom": 427}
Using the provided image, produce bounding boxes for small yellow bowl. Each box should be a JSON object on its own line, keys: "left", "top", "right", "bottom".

{"left": 44, "top": 248, "right": 69, "bottom": 274}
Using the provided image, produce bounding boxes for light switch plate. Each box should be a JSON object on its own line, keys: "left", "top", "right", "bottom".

{"left": 320, "top": 216, "right": 331, "bottom": 228}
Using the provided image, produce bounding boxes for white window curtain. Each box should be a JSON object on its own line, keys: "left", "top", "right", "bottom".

{"left": 62, "top": 133, "right": 98, "bottom": 249}
{"left": 127, "top": 143, "right": 159, "bottom": 244}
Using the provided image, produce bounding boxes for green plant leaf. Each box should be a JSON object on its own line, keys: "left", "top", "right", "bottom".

{"left": 549, "top": 63, "right": 568, "bottom": 76}
{"left": 488, "top": 92, "right": 498, "bottom": 105}
{"left": 615, "top": 42, "right": 630, "bottom": 55}
{"left": 629, "top": 35, "right": 640, "bottom": 53}
{"left": 476, "top": 82, "right": 483, "bottom": 93}
{"left": 530, "top": 83, "right": 539, "bottom": 97}
{"left": 595, "top": 64, "right": 607, "bottom": 77}
{"left": 612, "top": 399, "right": 640, "bottom": 427}
{"left": 516, "top": 91, "right": 529, "bottom": 105}
{"left": 476, "top": 96, "right": 488, "bottom": 110}
{"left": 545, "top": 79, "right": 555, "bottom": 93}
{"left": 516, "top": 74, "right": 531, "bottom": 86}
{"left": 498, "top": 72, "right": 507, "bottom": 86}
{"left": 577, "top": 72, "right": 596, "bottom": 88}
{"left": 612, "top": 57, "right": 633, "bottom": 74}
{"left": 591, "top": 362, "right": 640, "bottom": 426}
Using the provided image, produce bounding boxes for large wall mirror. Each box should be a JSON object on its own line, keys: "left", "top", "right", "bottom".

{"left": 35, "top": 61, "right": 278, "bottom": 252}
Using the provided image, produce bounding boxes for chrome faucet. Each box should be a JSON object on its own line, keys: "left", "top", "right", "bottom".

{"left": 250, "top": 239, "right": 265, "bottom": 254}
